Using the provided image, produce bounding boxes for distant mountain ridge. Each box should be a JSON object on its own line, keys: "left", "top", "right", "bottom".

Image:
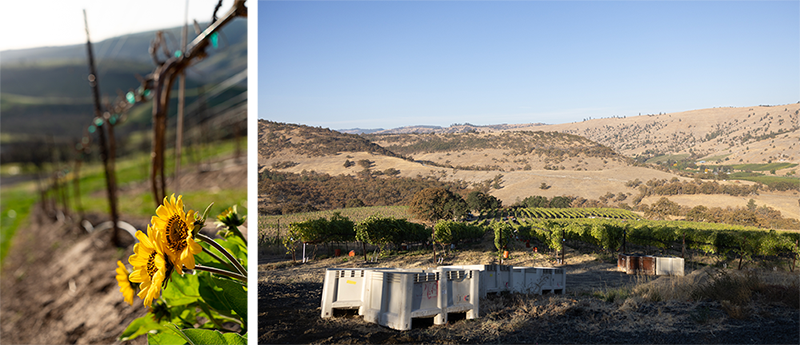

{"left": 337, "top": 122, "right": 546, "bottom": 135}
{"left": 337, "top": 128, "right": 386, "bottom": 135}
{"left": 258, "top": 120, "right": 409, "bottom": 161}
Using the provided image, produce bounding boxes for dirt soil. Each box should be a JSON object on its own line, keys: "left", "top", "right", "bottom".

{"left": 0, "top": 159, "right": 246, "bottom": 344}
{"left": 0, "top": 205, "right": 150, "bottom": 344}
{"left": 258, "top": 245, "right": 800, "bottom": 344}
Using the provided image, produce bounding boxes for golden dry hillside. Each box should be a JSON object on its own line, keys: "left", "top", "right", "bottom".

{"left": 509, "top": 103, "right": 800, "bottom": 165}
{"left": 366, "top": 131, "right": 629, "bottom": 172}
{"left": 258, "top": 119, "right": 651, "bottom": 209}
{"left": 258, "top": 102, "right": 799, "bottom": 221}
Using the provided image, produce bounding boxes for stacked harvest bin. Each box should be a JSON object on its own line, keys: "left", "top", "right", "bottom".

{"left": 320, "top": 267, "right": 479, "bottom": 331}
{"left": 320, "top": 264, "right": 566, "bottom": 330}
{"left": 439, "top": 265, "right": 565, "bottom": 296}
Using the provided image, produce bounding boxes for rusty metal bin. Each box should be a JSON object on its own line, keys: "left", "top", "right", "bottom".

{"left": 625, "top": 254, "right": 639, "bottom": 274}
{"left": 619, "top": 254, "right": 683, "bottom": 276}
{"left": 639, "top": 256, "right": 655, "bottom": 275}
{"left": 617, "top": 253, "right": 627, "bottom": 272}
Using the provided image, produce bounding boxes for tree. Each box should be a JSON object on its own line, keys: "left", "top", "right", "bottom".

{"left": 747, "top": 199, "right": 757, "bottom": 211}
{"left": 491, "top": 174, "right": 504, "bottom": 189}
{"left": 466, "top": 191, "right": 502, "bottom": 211}
{"left": 549, "top": 196, "right": 572, "bottom": 208}
{"left": 408, "top": 187, "right": 467, "bottom": 222}
{"left": 686, "top": 205, "right": 709, "bottom": 222}
{"left": 383, "top": 168, "right": 401, "bottom": 176}
{"left": 522, "top": 195, "right": 549, "bottom": 208}
{"left": 345, "top": 198, "right": 365, "bottom": 208}
{"left": 646, "top": 197, "right": 680, "bottom": 220}
{"left": 357, "top": 159, "right": 372, "bottom": 169}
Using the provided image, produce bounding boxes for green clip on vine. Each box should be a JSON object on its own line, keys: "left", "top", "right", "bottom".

{"left": 115, "top": 194, "right": 247, "bottom": 344}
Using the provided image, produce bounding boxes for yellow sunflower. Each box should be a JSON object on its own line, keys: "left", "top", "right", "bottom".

{"left": 128, "top": 227, "right": 169, "bottom": 308}
{"left": 151, "top": 194, "right": 202, "bottom": 274}
{"left": 115, "top": 260, "right": 135, "bottom": 306}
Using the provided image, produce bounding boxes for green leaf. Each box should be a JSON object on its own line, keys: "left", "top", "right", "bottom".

{"left": 195, "top": 237, "right": 257, "bottom": 271}
{"left": 147, "top": 330, "right": 188, "bottom": 345}
{"left": 234, "top": 332, "right": 256, "bottom": 345}
{"left": 195, "top": 243, "right": 237, "bottom": 272}
{"left": 162, "top": 271, "right": 201, "bottom": 306}
{"left": 183, "top": 329, "right": 247, "bottom": 345}
{"left": 198, "top": 274, "right": 248, "bottom": 325}
{"left": 119, "top": 315, "right": 168, "bottom": 342}
{"left": 213, "top": 237, "right": 248, "bottom": 267}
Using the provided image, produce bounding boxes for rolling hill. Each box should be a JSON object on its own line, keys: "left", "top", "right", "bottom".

{"left": 259, "top": 120, "right": 672, "bottom": 209}
{"left": 354, "top": 104, "right": 799, "bottom": 167}
{"left": 0, "top": 20, "right": 247, "bottom": 163}
{"left": 520, "top": 104, "right": 800, "bottom": 167}
{"left": 259, "top": 104, "right": 800, "bottom": 221}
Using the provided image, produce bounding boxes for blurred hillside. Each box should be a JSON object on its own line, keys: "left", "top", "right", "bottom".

{"left": 0, "top": 19, "right": 247, "bottom": 164}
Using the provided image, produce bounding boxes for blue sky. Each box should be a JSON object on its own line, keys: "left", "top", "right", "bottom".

{"left": 259, "top": 1, "right": 799, "bottom": 130}
{"left": 0, "top": 0, "right": 238, "bottom": 51}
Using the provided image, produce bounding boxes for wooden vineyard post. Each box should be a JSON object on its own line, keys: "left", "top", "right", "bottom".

{"left": 561, "top": 228, "right": 565, "bottom": 265}
{"left": 174, "top": 7, "right": 188, "bottom": 195}
{"left": 234, "top": 120, "right": 243, "bottom": 163}
{"left": 792, "top": 240, "right": 798, "bottom": 273}
{"left": 681, "top": 233, "right": 685, "bottom": 258}
{"left": 622, "top": 229, "right": 627, "bottom": 254}
{"left": 147, "top": 0, "right": 248, "bottom": 206}
{"left": 432, "top": 228, "right": 437, "bottom": 265}
{"left": 84, "top": 9, "right": 120, "bottom": 247}
{"left": 72, "top": 153, "right": 84, "bottom": 219}
{"left": 738, "top": 235, "right": 747, "bottom": 270}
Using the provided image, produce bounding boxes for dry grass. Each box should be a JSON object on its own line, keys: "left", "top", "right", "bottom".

{"left": 510, "top": 104, "right": 800, "bottom": 164}
{"left": 641, "top": 193, "right": 800, "bottom": 220}
{"left": 260, "top": 242, "right": 800, "bottom": 344}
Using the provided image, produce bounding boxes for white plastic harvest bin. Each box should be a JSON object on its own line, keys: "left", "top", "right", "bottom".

{"left": 320, "top": 268, "right": 393, "bottom": 318}
{"left": 655, "top": 256, "right": 685, "bottom": 276}
{"left": 361, "top": 268, "right": 479, "bottom": 331}
{"left": 439, "top": 264, "right": 510, "bottom": 297}
{"left": 440, "top": 270, "right": 480, "bottom": 319}
{"left": 537, "top": 267, "right": 566, "bottom": 294}
{"left": 509, "top": 267, "right": 566, "bottom": 295}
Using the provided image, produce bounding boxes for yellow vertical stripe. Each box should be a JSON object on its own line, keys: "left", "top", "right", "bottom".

{"left": 247, "top": 8, "right": 258, "bottom": 126}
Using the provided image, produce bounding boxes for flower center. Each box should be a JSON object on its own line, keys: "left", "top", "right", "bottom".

{"left": 166, "top": 215, "right": 189, "bottom": 253}
{"left": 146, "top": 252, "right": 158, "bottom": 278}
